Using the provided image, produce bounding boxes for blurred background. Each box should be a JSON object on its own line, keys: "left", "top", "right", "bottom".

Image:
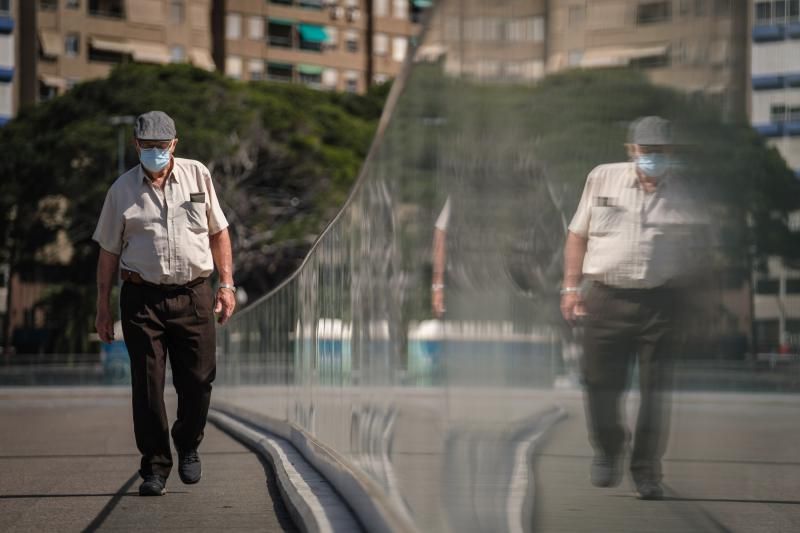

{"left": 1, "top": 0, "right": 800, "bottom": 532}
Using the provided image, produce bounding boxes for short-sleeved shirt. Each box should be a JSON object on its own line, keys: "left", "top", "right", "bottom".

{"left": 92, "top": 157, "right": 229, "bottom": 285}
{"left": 568, "top": 162, "right": 703, "bottom": 289}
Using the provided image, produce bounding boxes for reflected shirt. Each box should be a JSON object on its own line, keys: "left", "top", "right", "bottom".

{"left": 568, "top": 162, "right": 702, "bottom": 289}
{"left": 92, "top": 158, "right": 229, "bottom": 285}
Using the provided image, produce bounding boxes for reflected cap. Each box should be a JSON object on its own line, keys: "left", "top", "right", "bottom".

{"left": 134, "top": 111, "right": 176, "bottom": 140}
{"left": 628, "top": 116, "right": 672, "bottom": 146}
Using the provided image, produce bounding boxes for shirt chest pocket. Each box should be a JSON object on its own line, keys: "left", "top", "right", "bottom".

{"left": 183, "top": 201, "right": 208, "bottom": 233}
{"left": 589, "top": 205, "right": 625, "bottom": 236}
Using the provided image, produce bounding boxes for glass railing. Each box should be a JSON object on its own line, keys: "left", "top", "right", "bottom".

{"left": 216, "top": 1, "right": 800, "bottom": 531}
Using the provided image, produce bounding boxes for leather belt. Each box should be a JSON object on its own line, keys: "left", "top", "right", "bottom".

{"left": 121, "top": 269, "right": 206, "bottom": 290}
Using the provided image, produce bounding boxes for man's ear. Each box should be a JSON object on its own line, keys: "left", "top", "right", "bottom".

{"left": 171, "top": 138, "right": 179, "bottom": 153}
{"left": 625, "top": 143, "right": 637, "bottom": 160}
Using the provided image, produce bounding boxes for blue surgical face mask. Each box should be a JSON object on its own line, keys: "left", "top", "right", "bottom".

{"left": 139, "top": 147, "right": 171, "bottom": 172}
{"left": 636, "top": 153, "right": 670, "bottom": 178}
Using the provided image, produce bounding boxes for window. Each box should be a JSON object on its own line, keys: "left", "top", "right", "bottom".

{"left": 40, "top": 0, "right": 58, "bottom": 10}
{"left": 268, "top": 20, "right": 293, "bottom": 48}
{"left": 694, "top": 0, "right": 707, "bottom": 16}
{"left": 637, "top": 1, "right": 671, "bottom": 24}
{"left": 791, "top": 0, "right": 800, "bottom": 20}
{"left": 345, "top": 71, "right": 358, "bottom": 93}
{"left": 225, "top": 55, "right": 242, "bottom": 79}
{"left": 226, "top": 13, "right": 242, "bottom": 40}
{"left": 568, "top": 5, "right": 585, "bottom": 26}
{"left": 392, "top": 36, "right": 406, "bottom": 62}
{"left": 67, "top": 0, "right": 80, "bottom": 9}
{"left": 39, "top": 81, "right": 58, "bottom": 102}
{"left": 326, "top": 26, "right": 338, "bottom": 49}
{"left": 299, "top": 24, "right": 326, "bottom": 52}
{"left": 270, "top": 0, "right": 292, "bottom": 4}
{"left": 630, "top": 53, "right": 670, "bottom": 68}
{"left": 248, "top": 16, "right": 264, "bottom": 40}
{"left": 786, "top": 279, "right": 800, "bottom": 294}
{"left": 373, "top": 73, "right": 389, "bottom": 84}
{"left": 248, "top": 59, "right": 264, "bottom": 80}
{"left": 507, "top": 17, "right": 545, "bottom": 42}
{"left": 0, "top": 0, "right": 10, "bottom": 15}
{"left": 374, "top": 33, "right": 388, "bottom": 56}
{"left": 89, "top": 41, "right": 125, "bottom": 63}
{"left": 756, "top": 279, "right": 780, "bottom": 294}
{"left": 89, "top": 0, "right": 125, "bottom": 18}
{"left": 790, "top": 106, "right": 800, "bottom": 121}
{"left": 771, "top": 104, "right": 786, "bottom": 123}
{"left": 170, "top": 1, "right": 184, "bottom": 25}
{"left": 64, "top": 33, "right": 80, "bottom": 57}
{"left": 775, "top": 0, "right": 787, "bottom": 21}
{"left": 679, "top": 0, "right": 690, "bottom": 15}
{"left": 322, "top": 68, "right": 338, "bottom": 88}
{"left": 756, "top": 1, "right": 771, "bottom": 22}
{"left": 267, "top": 62, "right": 293, "bottom": 82}
{"left": 345, "top": 30, "right": 358, "bottom": 52}
{"left": 374, "top": 0, "right": 388, "bottom": 17}
{"left": 170, "top": 45, "right": 184, "bottom": 63}
{"left": 754, "top": 320, "right": 779, "bottom": 352}
{"left": 714, "top": 0, "right": 730, "bottom": 16}
{"left": 299, "top": 65, "right": 322, "bottom": 87}
{"left": 392, "top": 0, "right": 407, "bottom": 20}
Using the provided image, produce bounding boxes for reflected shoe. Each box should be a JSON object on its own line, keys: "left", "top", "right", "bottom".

{"left": 178, "top": 449, "right": 202, "bottom": 484}
{"left": 635, "top": 479, "right": 664, "bottom": 500}
{"left": 139, "top": 474, "right": 167, "bottom": 496}
{"left": 590, "top": 454, "right": 622, "bottom": 487}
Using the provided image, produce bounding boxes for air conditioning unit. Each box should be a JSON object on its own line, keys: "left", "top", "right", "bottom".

{"left": 346, "top": 8, "right": 361, "bottom": 22}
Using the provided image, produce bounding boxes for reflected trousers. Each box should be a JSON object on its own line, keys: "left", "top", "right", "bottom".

{"left": 120, "top": 278, "right": 216, "bottom": 479}
{"left": 580, "top": 282, "right": 676, "bottom": 482}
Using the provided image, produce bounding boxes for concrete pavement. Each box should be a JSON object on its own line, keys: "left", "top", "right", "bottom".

{"left": 0, "top": 387, "right": 297, "bottom": 532}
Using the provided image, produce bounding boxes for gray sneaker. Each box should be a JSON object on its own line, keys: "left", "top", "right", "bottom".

{"left": 635, "top": 479, "right": 664, "bottom": 500}
{"left": 178, "top": 449, "right": 202, "bottom": 484}
{"left": 139, "top": 474, "right": 167, "bottom": 496}
{"left": 590, "top": 454, "right": 622, "bottom": 487}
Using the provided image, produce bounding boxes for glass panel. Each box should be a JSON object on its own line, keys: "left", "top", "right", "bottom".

{"left": 216, "top": 0, "right": 800, "bottom": 530}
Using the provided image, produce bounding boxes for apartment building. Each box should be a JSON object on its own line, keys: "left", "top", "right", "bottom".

{"left": 547, "top": 0, "right": 748, "bottom": 117}
{"left": 221, "top": 0, "right": 426, "bottom": 93}
{"left": 19, "top": 0, "right": 215, "bottom": 106}
{"left": 0, "top": 0, "right": 15, "bottom": 125}
{"left": 419, "top": 0, "right": 547, "bottom": 83}
{"left": 749, "top": 0, "right": 800, "bottom": 354}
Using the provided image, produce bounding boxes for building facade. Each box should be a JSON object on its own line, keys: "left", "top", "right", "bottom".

{"left": 0, "top": 0, "right": 16, "bottom": 125}
{"left": 220, "top": 0, "right": 426, "bottom": 93}
{"left": 23, "top": 0, "right": 215, "bottom": 105}
{"left": 749, "top": 0, "right": 800, "bottom": 354}
{"left": 546, "top": 0, "right": 748, "bottom": 117}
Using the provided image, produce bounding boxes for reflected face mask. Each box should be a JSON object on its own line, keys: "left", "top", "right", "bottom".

{"left": 636, "top": 153, "right": 670, "bottom": 178}
{"left": 139, "top": 147, "right": 171, "bottom": 172}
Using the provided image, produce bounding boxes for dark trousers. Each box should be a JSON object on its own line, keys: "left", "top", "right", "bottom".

{"left": 120, "top": 278, "right": 216, "bottom": 479}
{"left": 581, "top": 283, "right": 676, "bottom": 482}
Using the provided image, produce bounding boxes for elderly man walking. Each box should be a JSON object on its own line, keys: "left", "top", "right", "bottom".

{"left": 94, "top": 111, "right": 236, "bottom": 496}
{"left": 561, "top": 116, "right": 701, "bottom": 500}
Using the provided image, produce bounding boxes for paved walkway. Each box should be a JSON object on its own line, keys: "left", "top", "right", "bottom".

{"left": 0, "top": 387, "right": 297, "bottom": 533}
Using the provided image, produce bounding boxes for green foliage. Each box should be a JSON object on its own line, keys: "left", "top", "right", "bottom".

{"left": 0, "top": 63, "right": 383, "bottom": 352}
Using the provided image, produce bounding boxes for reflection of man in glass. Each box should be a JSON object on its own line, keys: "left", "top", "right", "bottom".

{"left": 561, "top": 117, "right": 698, "bottom": 500}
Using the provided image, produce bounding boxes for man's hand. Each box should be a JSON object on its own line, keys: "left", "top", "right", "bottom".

{"left": 432, "top": 287, "right": 445, "bottom": 318}
{"left": 560, "top": 292, "right": 586, "bottom": 326}
{"left": 214, "top": 288, "right": 236, "bottom": 324}
{"left": 96, "top": 307, "right": 115, "bottom": 343}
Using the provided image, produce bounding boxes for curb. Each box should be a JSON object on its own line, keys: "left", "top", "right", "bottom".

{"left": 208, "top": 409, "right": 363, "bottom": 533}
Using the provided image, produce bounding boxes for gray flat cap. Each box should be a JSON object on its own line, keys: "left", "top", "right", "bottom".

{"left": 134, "top": 111, "right": 176, "bottom": 140}
{"left": 628, "top": 116, "right": 672, "bottom": 145}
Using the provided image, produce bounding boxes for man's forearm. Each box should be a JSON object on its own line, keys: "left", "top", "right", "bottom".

{"left": 432, "top": 228, "right": 446, "bottom": 285}
{"left": 210, "top": 228, "right": 234, "bottom": 284}
{"left": 563, "top": 231, "right": 588, "bottom": 288}
{"left": 97, "top": 248, "right": 120, "bottom": 309}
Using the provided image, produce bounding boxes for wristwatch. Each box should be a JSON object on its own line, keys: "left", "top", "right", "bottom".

{"left": 218, "top": 283, "right": 237, "bottom": 293}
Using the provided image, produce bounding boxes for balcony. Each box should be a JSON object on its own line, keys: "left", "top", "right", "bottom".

{"left": 785, "top": 121, "right": 800, "bottom": 136}
{"left": 752, "top": 75, "right": 784, "bottom": 90}
{"left": 752, "top": 25, "right": 785, "bottom": 42}
{"left": 754, "top": 123, "right": 783, "bottom": 137}
{"left": 0, "top": 16, "right": 14, "bottom": 34}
